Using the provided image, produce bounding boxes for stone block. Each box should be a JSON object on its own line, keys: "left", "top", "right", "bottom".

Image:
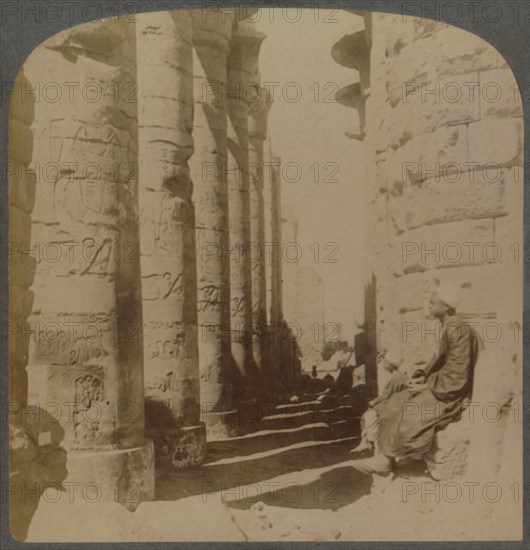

{"left": 387, "top": 24, "right": 502, "bottom": 106}
{"left": 465, "top": 344, "right": 517, "bottom": 482}
{"left": 386, "top": 73, "right": 480, "bottom": 148}
{"left": 9, "top": 207, "right": 31, "bottom": 245}
{"left": 31, "top": 275, "right": 116, "bottom": 314}
{"left": 65, "top": 440, "right": 155, "bottom": 510}
{"left": 388, "top": 124, "right": 469, "bottom": 190}
{"left": 480, "top": 68, "right": 524, "bottom": 118}
{"left": 388, "top": 168, "right": 510, "bottom": 233}
{"left": 386, "top": 37, "right": 439, "bottom": 107}
{"left": 10, "top": 288, "right": 34, "bottom": 320}
{"left": 9, "top": 252, "right": 36, "bottom": 289}
{"left": 395, "top": 219, "right": 495, "bottom": 273}
{"left": 394, "top": 272, "right": 431, "bottom": 313}
{"left": 431, "top": 263, "right": 506, "bottom": 317}
{"left": 382, "top": 14, "right": 416, "bottom": 57}
{"left": 492, "top": 216, "right": 523, "bottom": 322}
{"left": 391, "top": 225, "right": 432, "bottom": 274}
{"left": 467, "top": 118, "right": 522, "bottom": 167}
{"left": 430, "top": 219, "right": 495, "bottom": 266}
{"left": 424, "top": 418, "right": 470, "bottom": 480}
{"left": 411, "top": 18, "right": 448, "bottom": 41}
{"left": 9, "top": 72, "right": 35, "bottom": 126}
{"left": 435, "top": 25, "right": 500, "bottom": 79}
{"left": 150, "top": 423, "right": 206, "bottom": 469}
{"left": 9, "top": 167, "right": 36, "bottom": 213}
{"left": 203, "top": 409, "right": 239, "bottom": 440}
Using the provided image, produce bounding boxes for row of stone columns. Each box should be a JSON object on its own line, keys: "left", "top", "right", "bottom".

{"left": 13, "top": 9, "right": 281, "bottom": 509}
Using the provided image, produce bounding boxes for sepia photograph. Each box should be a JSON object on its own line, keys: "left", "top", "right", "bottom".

{"left": 4, "top": 1, "right": 527, "bottom": 544}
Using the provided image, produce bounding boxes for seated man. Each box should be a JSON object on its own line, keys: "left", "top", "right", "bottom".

{"left": 351, "top": 349, "right": 408, "bottom": 454}
{"left": 351, "top": 284, "right": 481, "bottom": 475}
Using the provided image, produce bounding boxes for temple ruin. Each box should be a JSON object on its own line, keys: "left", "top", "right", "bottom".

{"left": 8, "top": 7, "right": 524, "bottom": 542}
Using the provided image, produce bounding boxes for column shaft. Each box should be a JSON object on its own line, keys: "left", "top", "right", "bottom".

{"left": 225, "top": 22, "right": 267, "bottom": 401}
{"left": 25, "top": 19, "right": 154, "bottom": 507}
{"left": 137, "top": 11, "right": 206, "bottom": 468}
{"left": 248, "top": 88, "right": 271, "bottom": 381}
{"left": 190, "top": 11, "right": 238, "bottom": 439}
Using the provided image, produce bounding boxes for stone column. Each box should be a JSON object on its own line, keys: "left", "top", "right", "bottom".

{"left": 8, "top": 67, "right": 39, "bottom": 542}
{"left": 269, "top": 157, "right": 284, "bottom": 330}
{"left": 226, "top": 21, "right": 266, "bottom": 398}
{"left": 9, "top": 68, "right": 35, "bottom": 412}
{"left": 248, "top": 86, "right": 271, "bottom": 382}
{"left": 190, "top": 11, "right": 238, "bottom": 439}
{"left": 137, "top": 11, "right": 206, "bottom": 468}
{"left": 25, "top": 20, "right": 154, "bottom": 508}
{"left": 266, "top": 155, "right": 291, "bottom": 383}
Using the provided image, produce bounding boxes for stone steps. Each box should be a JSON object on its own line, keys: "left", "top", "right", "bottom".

{"left": 329, "top": 419, "right": 360, "bottom": 439}
{"left": 205, "top": 422, "right": 338, "bottom": 461}
{"left": 274, "top": 400, "right": 323, "bottom": 414}
{"left": 205, "top": 435, "right": 357, "bottom": 466}
{"left": 258, "top": 405, "right": 357, "bottom": 431}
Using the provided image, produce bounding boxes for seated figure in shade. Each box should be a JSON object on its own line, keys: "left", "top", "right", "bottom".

{"left": 351, "top": 349, "right": 408, "bottom": 454}
{"left": 351, "top": 283, "right": 481, "bottom": 475}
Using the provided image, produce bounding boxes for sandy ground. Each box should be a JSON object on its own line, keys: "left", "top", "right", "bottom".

{"left": 26, "top": 399, "right": 522, "bottom": 542}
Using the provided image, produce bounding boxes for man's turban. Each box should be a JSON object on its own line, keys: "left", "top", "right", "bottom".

{"left": 385, "top": 349, "right": 401, "bottom": 367}
{"left": 436, "top": 283, "right": 462, "bottom": 309}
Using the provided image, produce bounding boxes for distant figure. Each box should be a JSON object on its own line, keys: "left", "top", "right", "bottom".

{"left": 317, "top": 346, "right": 356, "bottom": 402}
{"left": 311, "top": 365, "right": 318, "bottom": 378}
{"left": 353, "top": 323, "right": 367, "bottom": 367}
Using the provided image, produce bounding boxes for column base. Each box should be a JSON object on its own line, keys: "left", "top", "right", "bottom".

{"left": 150, "top": 423, "right": 206, "bottom": 469}
{"left": 203, "top": 410, "right": 239, "bottom": 441}
{"left": 235, "top": 400, "right": 266, "bottom": 433}
{"left": 65, "top": 439, "right": 155, "bottom": 512}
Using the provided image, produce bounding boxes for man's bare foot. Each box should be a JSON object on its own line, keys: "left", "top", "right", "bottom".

{"left": 351, "top": 454, "right": 395, "bottom": 475}
{"left": 350, "top": 440, "right": 374, "bottom": 454}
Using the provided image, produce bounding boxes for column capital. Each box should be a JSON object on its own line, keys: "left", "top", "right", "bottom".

{"left": 335, "top": 82, "right": 366, "bottom": 140}
{"left": 191, "top": 9, "right": 234, "bottom": 54}
{"left": 227, "top": 21, "right": 266, "bottom": 99}
{"left": 335, "top": 82, "right": 363, "bottom": 109}
{"left": 248, "top": 85, "right": 272, "bottom": 138}
{"left": 45, "top": 19, "right": 127, "bottom": 60}
{"left": 331, "top": 30, "right": 370, "bottom": 85}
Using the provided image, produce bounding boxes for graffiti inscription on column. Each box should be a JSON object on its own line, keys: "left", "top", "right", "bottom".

{"left": 148, "top": 332, "right": 186, "bottom": 362}
{"left": 33, "top": 318, "right": 110, "bottom": 365}
{"left": 197, "top": 284, "right": 220, "bottom": 312}
{"left": 49, "top": 119, "right": 135, "bottom": 225}
{"left": 231, "top": 295, "right": 246, "bottom": 318}
{"left": 143, "top": 272, "right": 184, "bottom": 301}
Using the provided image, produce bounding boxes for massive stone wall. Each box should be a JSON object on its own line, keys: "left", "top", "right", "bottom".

{"left": 364, "top": 14, "right": 523, "bottom": 383}
{"left": 361, "top": 13, "right": 523, "bottom": 526}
